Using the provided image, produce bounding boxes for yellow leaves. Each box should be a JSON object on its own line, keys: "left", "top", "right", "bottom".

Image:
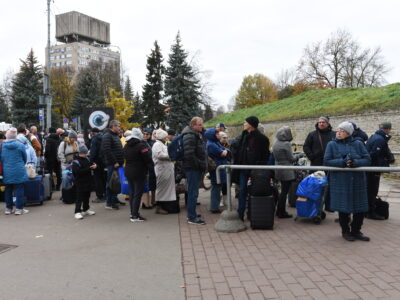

{"left": 106, "top": 88, "right": 136, "bottom": 130}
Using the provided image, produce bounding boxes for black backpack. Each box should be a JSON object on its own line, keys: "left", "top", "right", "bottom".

{"left": 249, "top": 169, "right": 273, "bottom": 196}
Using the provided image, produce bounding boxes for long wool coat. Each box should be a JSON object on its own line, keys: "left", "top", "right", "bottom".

{"left": 324, "top": 136, "right": 371, "bottom": 213}
{"left": 152, "top": 140, "right": 176, "bottom": 202}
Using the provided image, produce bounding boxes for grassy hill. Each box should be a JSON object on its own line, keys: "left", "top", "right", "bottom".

{"left": 205, "top": 83, "right": 400, "bottom": 126}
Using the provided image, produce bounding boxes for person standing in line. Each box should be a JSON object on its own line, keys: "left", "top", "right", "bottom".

{"left": 89, "top": 128, "right": 106, "bottom": 203}
{"left": 58, "top": 131, "right": 79, "bottom": 170}
{"left": 101, "top": 120, "right": 125, "bottom": 210}
{"left": 124, "top": 128, "right": 154, "bottom": 222}
{"left": 72, "top": 144, "right": 97, "bottom": 220}
{"left": 182, "top": 117, "right": 207, "bottom": 225}
{"left": 233, "top": 116, "right": 269, "bottom": 221}
{"left": 45, "top": 127, "right": 62, "bottom": 190}
{"left": 365, "top": 122, "right": 395, "bottom": 220}
{"left": 324, "top": 121, "right": 371, "bottom": 242}
{"left": 1, "top": 128, "right": 29, "bottom": 215}
{"left": 143, "top": 128, "right": 157, "bottom": 207}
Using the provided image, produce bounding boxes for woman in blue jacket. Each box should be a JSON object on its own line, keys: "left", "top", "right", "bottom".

{"left": 1, "top": 128, "right": 28, "bottom": 215}
{"left": 205, "top": 128, "right": 228, "bottom": 213}
{"left": 324, "top": 122, "right": 371, "bottom": 242}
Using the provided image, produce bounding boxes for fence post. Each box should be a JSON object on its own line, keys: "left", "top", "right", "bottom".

{"left": 214, "top": 167, "right": 247, "bottom": 233}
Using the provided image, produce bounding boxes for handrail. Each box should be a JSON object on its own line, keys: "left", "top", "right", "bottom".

{"left": 214, "top": 164, "right": 400, "bottom": 233}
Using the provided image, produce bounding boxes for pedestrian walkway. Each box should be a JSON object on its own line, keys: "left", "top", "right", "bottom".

{"left": 179, "top": 177, "right": 400, "bottom": 299}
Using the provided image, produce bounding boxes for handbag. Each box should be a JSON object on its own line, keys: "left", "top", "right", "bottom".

{"left": 26, "top": 164, "right": 37, "bottom": 179}
{"left": 109, "top": 169, "right": 121, "bottom": 194}
{"left": 207, "top": 156, "right": 217, "bottom": 172}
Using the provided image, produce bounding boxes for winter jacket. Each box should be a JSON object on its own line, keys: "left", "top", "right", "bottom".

{"left": 124, "top": 137, "right": 154, "bottom": 180}
{"left": 89, "top": 133, "right": 103, "bottom": 165}
{"left": 234, "top": 129, "right": 270, "bottom": 165}
{"left": 17, "top": 135, "right": 37, "bottom": 167}
{"left": 30, "top": 135, "right": 42, "bottom": 156}
{"left": 0, "top": 139, "right": 28, "bottom": 184}
{"left": 182, "top": 126, "right": 207, "bottom": 172}
{"left": 58, "top": 140, "right": 79, "bottom": 167}
{"left": 303, "top": 123, "right": 335, "bottom": 166}
{"left": 353, "top": 128, "right": 368, "bottom": 143}
{"left": 366, "top": 129, "right": 394, "bottom": 167}
{"left": 101, "top": 129, "right": 124, "bottom": 167}
{"left": 205, "top": 128, "right": 228, "bottom": 184}
{"left": 272, "top": 127, "right": 300, "bottom": 181}
{"left": 324, "top": 136, "right": 371, "bottom": 213}
{"left": 44, "top": 133, "right": 60, "bottom": 167}
{"left": 72, "top": 156, "right": 93, "bottom": 192}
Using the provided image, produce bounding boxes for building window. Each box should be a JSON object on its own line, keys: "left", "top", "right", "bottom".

{"left": 66, "top": 53, "right": 72, "bottom": 58}
{"left": 50, "top": 56, "right": 55, "bottom": 61}
{"left": 66, "top": 61, "right": 72, "bottom": 65}
{"left": 66, "top": 46, "right": 72, "bottom": 51}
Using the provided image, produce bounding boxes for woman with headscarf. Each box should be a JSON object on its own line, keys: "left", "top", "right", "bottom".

{"left": 152, "top": 129, "right": 177, "bottom": 214}
{"left": 324, "top": 121, "right": 371, "bottom": 242}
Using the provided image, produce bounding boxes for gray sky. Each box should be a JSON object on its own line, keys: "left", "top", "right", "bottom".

{"left": 1, "top": 0, "right": 399, "bottom": 108}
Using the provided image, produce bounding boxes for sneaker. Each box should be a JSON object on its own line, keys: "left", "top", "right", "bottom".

{"left": 186, "top": 214, "right": 202, "bottom": 220}
{"left": 15, "top": 209, "right": 29, "bottom": 215}
{"left": 130, "top": 215, "right": 146, "bottom": 222}
{"left": 4, "top": 208, "right": 13, "bottom": 215}
{"left": 74, "top": 212, "right": 84, "bottom": 220}
{"left": 187, "top": 218, "right": 206, "bottom": 225}
{"left": 82, "top": 210, "right": 96, "bottom": 216}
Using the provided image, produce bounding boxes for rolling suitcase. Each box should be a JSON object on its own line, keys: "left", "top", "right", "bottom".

{"left": 24, "top": 175, "right": 45, "bottom": 205}
{"left": 62, "top": 185, "right": 76, "bottom": 204}
{"left": 43, "top": 173, "right": 52, "bottom": 200}
{"left": 249, "top": 196, "right": 275, "bottom": 230}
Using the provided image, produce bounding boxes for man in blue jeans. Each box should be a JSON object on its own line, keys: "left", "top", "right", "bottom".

{"left": 101, "top": 120, "right": 125, "bottom": 210}
{"left": 182, "top": 117, "right": 207, "bottom": 225}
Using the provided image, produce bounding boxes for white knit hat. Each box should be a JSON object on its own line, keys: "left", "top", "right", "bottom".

{"left": 154, "top": 129, "right": 168, "bottom": 140}
{"left": 337, "top": 121, "right": 354, "bottom": 135}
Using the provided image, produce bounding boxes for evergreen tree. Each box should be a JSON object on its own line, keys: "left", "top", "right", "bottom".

{"left": 164, "top": 33, "right": 201, "bottom": 133}
{"left": 0, "top": 87, "right": 11, "bottom": 122}
{"left": 129, "top": 92, "right": 144, "bottom": 124}
{"left": 203, "top": 104, "right": 213, "bottom": 122}
{"left": 142, "top": 41, "right": 165, "bottom": 128}
{"left": 124, "top": 76, "right": 134, "bottom": 102}
{"left": 11, "top": 49, "right": 42, "bottom": 125}
{"left": 71, "top": 69, "right": 104, "bottom": 121}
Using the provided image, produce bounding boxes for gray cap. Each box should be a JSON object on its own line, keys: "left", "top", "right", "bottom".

{"left": 78, "top": 143, "right": 88, "bottom": 154}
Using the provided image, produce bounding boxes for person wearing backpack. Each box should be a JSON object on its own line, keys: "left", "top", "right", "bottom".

{"left": 72, "top": 144, "right": 97, "bottom": 220}
{"left": 89, "top": 128, "right": 106, "bottom": 203}
{"left": 182, "top": 117, "right": 207, "bottom": 225}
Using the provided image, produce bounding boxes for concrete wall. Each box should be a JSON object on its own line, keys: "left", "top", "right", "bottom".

{"left": 225, "top": 110, "right": 400, "bottom": 152}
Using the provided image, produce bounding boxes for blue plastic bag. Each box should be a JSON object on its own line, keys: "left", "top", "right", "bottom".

{"left": 296, "top": 175, "right": 327, "bottom": 201}
{"left": 296, "top": 198, "right": 319, "bottom": 218}
{"left": 118, "top": 167, "right": 131, "bottom": 195}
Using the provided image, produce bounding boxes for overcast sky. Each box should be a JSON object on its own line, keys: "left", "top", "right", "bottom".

{"left": 1, "top": 0, "right": 399, "bottom": 108}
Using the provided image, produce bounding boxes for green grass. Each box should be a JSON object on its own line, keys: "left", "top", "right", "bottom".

{"left": 205, "top": 83, "right": 400, "bottom": 126}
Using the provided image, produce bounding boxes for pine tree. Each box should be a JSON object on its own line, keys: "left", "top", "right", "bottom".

{"left": 70, "top": 69, "right": 104, "bottom": 121}
{"left": 0, "top": 87, "right": 11, "bottom": 122}
{"left": 129, "top": 92, "right": 144, "bottom": 124}
{"left": 11, "top": 49, "right": 43, "bottom": 126}
{"left": 124, "top": 76, "right": 134, "bottom": 102}
{"left": 142, "top": 41, "right": 165, "bottom": 128}
{"left": 164, "top": 33, "right": 201, "bottom": 133}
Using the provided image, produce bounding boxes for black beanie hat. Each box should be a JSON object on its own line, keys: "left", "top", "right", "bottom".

{"left": 48, "top": 127, "right": 56, "bottom": 134}
{"left": 245, "top": 116, "right": 259, "bottom": 128}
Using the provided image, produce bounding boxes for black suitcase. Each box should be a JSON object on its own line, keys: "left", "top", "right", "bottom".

{"left": 62, "top": 186, "right": 76, "bottom": 204}
{"left": 375, "top": 197, "right": 389, "bottom": 219}
{"left": 249, "top": 169, "right": 273, "bottom": 196}
{"left": 249, "top": 195, "right": 275, "bottom": 230}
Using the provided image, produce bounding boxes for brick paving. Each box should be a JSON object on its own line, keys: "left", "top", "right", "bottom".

{"left": 179, "top": 178, "right": 400, "bottom": 299}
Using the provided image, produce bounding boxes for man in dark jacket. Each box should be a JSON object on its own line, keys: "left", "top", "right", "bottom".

{"left": 124, "top": 128, "right": 154, "bottom": 222}
{"left": 44, "top": 127, "right": 62, "bottom": 190}
{"left": 366, "top": 122, "right": 395, "bottom": 220}
{"left": 234, "top": 116, "right": 269, "bottom": 220}
{"left": 101, "top": 120, "right": 124, "bottom": 209}
{"left": 89, "top": 128, "right": 106, "bottom": 203}
{"left": 182, "top": 117, "right": 207, "bottom": 225}
{"left": 351, "top": 122, "right": 368, "bottom": 143}
{"left": 303, "top": 116, "right": 336, "bottom": 166}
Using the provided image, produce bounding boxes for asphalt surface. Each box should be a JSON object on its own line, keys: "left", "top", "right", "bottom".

{"left": 0, "top": 194, "right": 185, "bottom": 300}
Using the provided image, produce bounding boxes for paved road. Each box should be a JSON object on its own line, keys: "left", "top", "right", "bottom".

{"left": 0, "top": 194, "right": 185, "bottom": 300}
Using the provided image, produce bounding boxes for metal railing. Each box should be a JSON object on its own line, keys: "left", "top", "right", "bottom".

{"left": 214, "top": 164, "right": 400, "bottom": 233}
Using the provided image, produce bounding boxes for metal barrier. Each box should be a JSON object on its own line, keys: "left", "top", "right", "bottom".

{"left": 214, "top": 165, "right": 400, "bottom": 233}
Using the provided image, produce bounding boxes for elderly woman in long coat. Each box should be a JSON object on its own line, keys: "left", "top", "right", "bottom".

{"left": 152, "top": 129, "right": 177, "bottom": 214}
{"left": 324, "top": 121, "right": 371, "bottom": 242}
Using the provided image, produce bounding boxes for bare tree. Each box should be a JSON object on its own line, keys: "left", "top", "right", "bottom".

{"left": 298, "top": 29, "right": 389, "bottom": 88}
{"left": 275, "top": 68, "right": 297, "bottom": 90}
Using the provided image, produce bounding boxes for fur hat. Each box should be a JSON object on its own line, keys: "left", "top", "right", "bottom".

{"left": 5, "top": 128, "right": 17, "bottom": 140}
{"left": 78, "top": 144, "right": 88, "bottom": 154}
{"left": 337, "top": 121, "right": 354, "bottom": 135}
{"left": 245, "top": 116, "right": 259, "bottom": 128}
{"left": 154, "top": 129, "right": 168, "bottom": 140}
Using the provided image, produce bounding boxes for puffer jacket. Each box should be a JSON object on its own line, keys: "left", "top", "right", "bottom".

{"left": 366, "top": 129, "right": 394, "bottom": 167}
{"left": 124, "top": 137, "right": 154, "bottom": 180}
{"left": 303, "top": 123, "right": 336, "bottom": 166}
{"left": 102, "top": 129, "right": 124, "bottom": 166}
{"left": 182, "top": 126, "right": 206, "bottom": 172}
{"left": 272, "top": 127, "right": 299, "bottom": 181}
{"left": 0, "top": 139, "right": 28, "bottom": 184}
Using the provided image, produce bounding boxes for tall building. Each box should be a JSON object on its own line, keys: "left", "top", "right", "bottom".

{"left": 47, "top": 11, "right": 120, "bottom": 73}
